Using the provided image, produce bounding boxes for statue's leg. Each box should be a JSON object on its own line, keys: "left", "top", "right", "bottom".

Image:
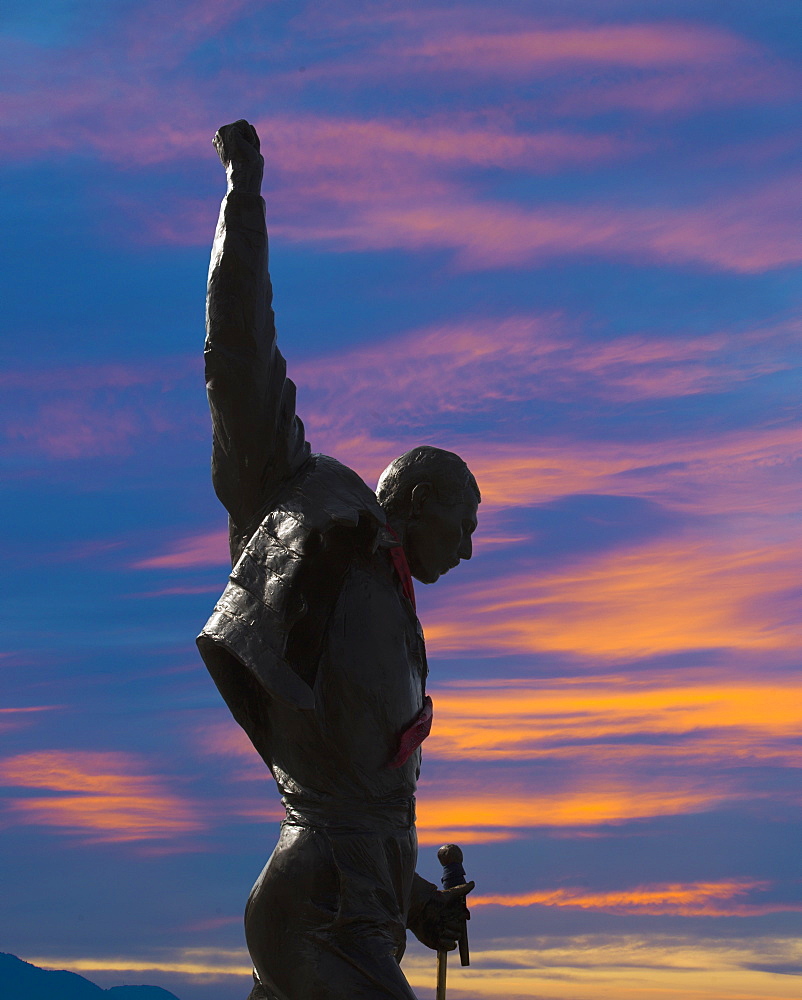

{"left": 245, "top": 824, "right": 418, "bottom": 1000}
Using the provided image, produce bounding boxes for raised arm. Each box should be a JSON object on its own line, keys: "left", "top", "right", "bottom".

{"left": 205, "top": 120, "right": 309, "bottom": 545}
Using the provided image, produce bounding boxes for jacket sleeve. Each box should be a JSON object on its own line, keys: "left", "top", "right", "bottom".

{"left": 407, "top": 872, "right": 440, "bottom": 934}
{"left": 204, "top": 191, "right": 310, "bottom": 539}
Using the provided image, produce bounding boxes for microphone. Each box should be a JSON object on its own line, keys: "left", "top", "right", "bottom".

{"left": 437, "top": 843, "right": 470, "bottom": 967}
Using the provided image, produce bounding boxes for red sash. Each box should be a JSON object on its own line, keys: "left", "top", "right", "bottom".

{"left": 385, "top": 527, "right": 430, "bottom": 767}
{"left": 386, "top": 526, "right": 416, "bottom": 609}
{"left": 389, "top": 695, "right": 433, "bottom": 768}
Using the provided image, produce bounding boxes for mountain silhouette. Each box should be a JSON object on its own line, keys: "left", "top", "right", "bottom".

{"left": 0, "top": 953, "right": 182, "bottom": 1000}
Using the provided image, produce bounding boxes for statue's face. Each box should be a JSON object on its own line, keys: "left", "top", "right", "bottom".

{"left": 405, "top": 491, "right": 479, "bottom": 585}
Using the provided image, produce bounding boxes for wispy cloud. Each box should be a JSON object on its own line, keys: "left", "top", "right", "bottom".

{"left": 133, "top": 530, "right": 229, "bottom": 570}
{"left": 415, "top": 779, "right": 734, "bottom": 844}
{"left": 560, "top": 61, "right": 800, "bottom": 116}
{"left": 391, "top": 23, "right": 752, "bottom": 74}
{"left": 294, "top": 314, "right": 796, "bottom": 437}
{"left": 425, "top": 533, "right": 802, "bottom": 659}
{"left": 458, "top": 424, "right": 802, "bottom": 518}
{"left": 426, "top": 674, "right": 802, "bottom": 763}
{"left": 0, "top": 751, "right": 202, "bottom": 843}
{"left": 0, "top": 357, "right": 201, "bottom": 460}
{"left": 146, "top": 154, "right": 802, "bottom": 275}
{"left": 7, "top": 5, "right": 800, "bottom": 281}
{"left": 268, "top": 174, "right": 802, "bottom": 274}
{"left": 472, "top": 878, "right": 802, "bottom": 917}
{"left": 0, "top": 705, "right": 60, "bottom": 734}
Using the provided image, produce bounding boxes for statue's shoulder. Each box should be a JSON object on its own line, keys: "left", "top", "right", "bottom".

{"left": 278, "top": 453, "right": 386, "bottom": 533}
{"left": 229, "top": 454, "right": 386, "bottom": 565}
{"left": 199, "top": 454, "right": 388, "bottom": 716}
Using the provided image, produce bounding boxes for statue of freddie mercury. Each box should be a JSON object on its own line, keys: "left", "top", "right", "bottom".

{"left": 197, "top": 120, "right": 478, "bottom": 1000}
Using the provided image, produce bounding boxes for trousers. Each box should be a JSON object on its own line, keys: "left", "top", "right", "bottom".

{"left": 244, "top": 808, "right": 420, "bottom": 1000}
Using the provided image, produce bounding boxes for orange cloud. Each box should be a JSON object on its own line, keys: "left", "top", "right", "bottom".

{"left": 415, "top": 781, "right": 731, "bottom": 841}
{"left": 471, "top": 878, "right": 802, "bottom": 917}
{"left": 0, "top": 751, "right": 202, "bottom": 843}
{"left": 426, "top": 674, "right": 802, "bottom": 763}
{"left": 425, "top": 533, "right": 802, "bottom": 659}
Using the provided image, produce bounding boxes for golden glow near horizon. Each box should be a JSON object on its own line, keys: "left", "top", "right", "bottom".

{"left": 26, "top": 934, "right": 802, "bottom": 999}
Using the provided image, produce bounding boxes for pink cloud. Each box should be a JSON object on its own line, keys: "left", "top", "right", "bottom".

{"left": 0, "top": 357, "right": 202, "bottom": 460}
{"left": 272, "top": 175, "right": 802, "bottom": 274}
{"left": 133, "top": 530, "right": 229, "bottom": 570}
{"left": 0, "top": 705, "right": 60, "bottom": 735}
{"left": 0, "top": 705, "right": 59, "bottom": 716}
{"left": 4, "top": 2, "right": 796, "bottom": 184}
{"left": 256, "top": 115, "right": 633, "bottom": 176}
{"left": 396, "top": 23, "right": 751, "bottom": 74}
{"left": 4, "top": 399, "right": 147, "bottom": 460}
{"left": 292, "top": 314, "right": 795, "bottom": 444}
{"left": 130, "top": 584, "right": 224, "bottom": 597}
{"left": 6, "top": 8, "right": 798, "bottom": 279}
{"left": 147, "top": 156, "right": 802, "bottom": 275}
{"left": 9, "top": 111, "right": 635, "bottom": 179}
{"left": 559, "top": 61, "right": 799, "bottom": 116}
{"left": 282, "top": 12, "right": 798, "bottom": 129}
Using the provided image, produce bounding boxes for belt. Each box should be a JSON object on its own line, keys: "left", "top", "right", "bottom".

{"left": 282, "top": 795, "right": 416, "bottom": 834}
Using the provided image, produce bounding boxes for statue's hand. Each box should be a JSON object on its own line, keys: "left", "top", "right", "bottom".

{"left": 213, "top": 119, "right": 264, "bottom": 195}
{"left": 409, "top": 881, "right": 474, "bottom": 952}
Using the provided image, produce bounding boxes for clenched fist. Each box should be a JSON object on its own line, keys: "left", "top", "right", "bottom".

{"left": 410, "top": 880, "right": 474, "bottom": 952}
{"left": 213, "top": 119, "right": 264, "bottom": 196}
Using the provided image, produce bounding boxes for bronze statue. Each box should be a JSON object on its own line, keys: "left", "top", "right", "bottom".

{"left": 197, "top": 120, "right": 478, "bottom": 1000}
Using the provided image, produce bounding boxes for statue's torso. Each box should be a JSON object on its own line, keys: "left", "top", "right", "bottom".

{"left": 199, "top": 454, "right": 429, "bottom": 812}
{"left": 268, "top": 550, "right": 427, "bottom": 815}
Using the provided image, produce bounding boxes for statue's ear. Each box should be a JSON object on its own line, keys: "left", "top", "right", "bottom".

{"left": 410, "top": 482, "right": 433, "bottom": 518}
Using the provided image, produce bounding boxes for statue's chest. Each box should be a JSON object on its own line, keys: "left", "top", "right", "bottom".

{"left": 316, "top": 559, "right": 427, "bottom": 738}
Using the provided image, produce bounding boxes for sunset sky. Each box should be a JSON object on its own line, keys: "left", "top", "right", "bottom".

{"left": 2, "top": 2, "right": 801, "bottom": 999}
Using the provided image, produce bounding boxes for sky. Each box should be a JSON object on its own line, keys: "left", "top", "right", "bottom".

{"left": 1, "top": 1, "right": 801, "bottom": 998}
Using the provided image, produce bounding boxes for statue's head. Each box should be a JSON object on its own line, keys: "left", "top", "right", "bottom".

{"left": 376, "top": 447, "right": 480, "bottom": 584}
